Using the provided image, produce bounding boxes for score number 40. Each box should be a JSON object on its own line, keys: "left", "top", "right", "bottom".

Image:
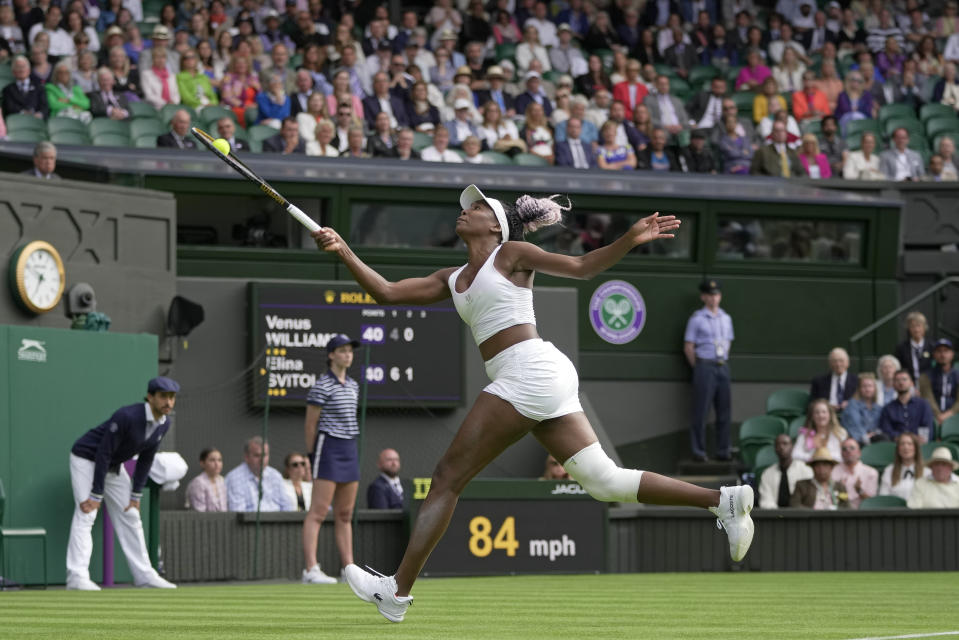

{"left": 361, "top": 325, "right": 414, "bottom": 343}
{"left": 365, "top": 365, "right": 413, "bottom": 383}
{"left": 469, "top": 516, "right": 519, "bottom": 557}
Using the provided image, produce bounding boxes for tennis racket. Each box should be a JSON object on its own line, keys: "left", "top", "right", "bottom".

{"left": 191, "top": 126, "right": 321, "bottom": 232}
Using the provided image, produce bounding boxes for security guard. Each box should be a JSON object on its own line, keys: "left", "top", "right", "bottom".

{"left": 683, "top": 279, "right": 734, "bottom": 462}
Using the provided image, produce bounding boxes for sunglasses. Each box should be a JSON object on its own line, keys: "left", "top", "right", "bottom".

{"left": 289, "top": 461, "right": 307, "bottom": 467}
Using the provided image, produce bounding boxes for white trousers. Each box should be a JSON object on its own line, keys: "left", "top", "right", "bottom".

{"left": 66, "top": 453, "right": 158, "bottom": 585}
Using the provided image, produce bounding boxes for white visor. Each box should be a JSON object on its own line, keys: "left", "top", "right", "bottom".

{"left": 460, "top": 184, "right": 509, "bottom": 244}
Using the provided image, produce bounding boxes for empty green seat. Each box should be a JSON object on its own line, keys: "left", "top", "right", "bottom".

{"left": 800, "top": 119, "right": 822, "bottom": 136}
{"left": 861, "top": 441, "right": 896, "bottom": 472}
{"left": 879, "top": 103, "right": 916, "bottom": 124}
{"left": 199, "top": 104, "right": 236, "bottom": 125}
{"left": 846, "top": 118, "right": 881, "bottom": 138}
{"left": 513, "top": 152, "right": 549, "bottom": 166}
{"left": 88, "top": 117, "right": 130, "bottom": 138}
{"left": 160, "top": 103, "right": 197, "bottom": 124}
{"left": 134, "top": 134, "right": 158, "bottom": 148}
{"left": 689, "top": 65, "right": 719, "bottom": 87}
{"left": 248, "top": 124, "right": 278, "bottom": 144}
{"left": 942, "top": 414, "right": 959, "bottom": 444}
{"left": 788, "top": 416, "right": 805, "bottom": 440}
{"left": 47, "top": 117, "right": 87, "bottom": 136}
{"left": 859, "top": 495, "right": 906, "bottom": 509}
{"left": 479, "top": 150, "right": 512, "bottom": 165}
{"left": 766, "top": 389, "right": 810, "bottom": 420}
{"left": 494, "top": 42, "right": 517, "bottom": 64}
{"left": 731, "top": 91, "right": 756, "bottom": 119}
{"left": 130, "top": 117, "right": 165, "bottom": 140}
{"left": 128, "top": 101, "right": 159, "bottom": 119}
{"left": 6, "top": 112, "right": 46, "bottom": 132}
{"left": 883, "top": 117, "right": 922, "bottom": 138}
{"left": 50, "top": 131, "right": 92, "bottom": 145}
{"left": 412, "top": 131, "right": 432, "bottom": 152}
{"left": 8, "top": 128, "right": 47, "bottom": 142}
{"left": 740, "top": 415, "right": 787, "bottom": 442}
{"left": 920, "top": 103, "right": 955, "bottom": 123}
{"left": 753, "top": 444, "right": 778, "bottom": 478}
{"left": 925, "top": 116, "right": 959, "bottom": 139}
{"left": 92, "top": 132, "right": 131, "bottom": 147}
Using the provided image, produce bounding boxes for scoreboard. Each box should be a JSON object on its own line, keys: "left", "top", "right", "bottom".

{"left": 249, "top": 282, "right": 463, "bottom": 407}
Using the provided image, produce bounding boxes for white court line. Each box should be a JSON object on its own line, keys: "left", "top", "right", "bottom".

{"left": 847, "top": 632, "right": 959, "bottom": 640}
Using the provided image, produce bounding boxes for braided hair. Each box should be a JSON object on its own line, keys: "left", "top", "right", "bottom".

{"left": 502, "top": 194, "right": 570, "bottom": 241}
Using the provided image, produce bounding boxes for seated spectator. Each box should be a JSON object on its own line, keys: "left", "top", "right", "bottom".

{"left": 925, "top": 153, "right": 956, "bottom": 181}
{"left": 702, "top": 24, "right": 738, "bottom": 68}
{"left": 793, "top": 71, "right": 830, "bottom": 121}
{"left": 421, "top": 124, "right": 462, "bottom": 162}
{"left": 939, "top": 137, "right": 959, "bottom": 178}
{"left": 555, "top": 117, "right": 597, "bottom": 169}
{"left": 575, "top": 54, "right": 612, "bottom": 99}
{"left": 637, "top": 126, "right": 682, "bottom": 172}
{"left": 551, "top": 23, "right": 586, "bottom": 76}
{"left": 814, "top": 60, "right": 844, "bottom": 113}
{"left": 831, "top": 438, "right": 879, "bottom": 509}
{"left": 585, "top": 88, "right": 612, "bottom": 131}
{"left": 627, "top": 103, "right": 653, "bottom": 152}
{"left": 185, "top": 447, "right": 227, "bottom": 512}
{"left": 406, "top": 80, "right": 441, "bottom": 133}
{"left": 810, "top": 347, "right": 859, "bottom": 411}
{"left": 818, "top": 116, "right": 847, "bottom": 177}
{"left": 362, "top": 71, "right": 408, "bottom": 131}
{"left": 521, "top": 101, "right": 554, "bottom": 162}
{"left": 759, "top": 433, "right": 814, "bottom": 509}
{"left": 263, "top": 116, "right": 306, "bottom": 154}
{"left": 877, "top": 35, "right": 906, "bottom": 79}
{"left": 367, "top": 448, "right": 404, "bottom": 508}
{"left": 72, "top": 51, "right": 99, "bottom": 95}
{"left": 750, "top": 120, "right": 805, "bottom": 176}
{"left": 596, "top": 120, "right": 637, "bottom": 170}
{"left": 492, "top": 9, "right": 521, "bottom": 45}
{"left": 834, "top": 71, "right": 874, "bottom": 135}
{"left": 2, "top": 56, "right": 48, "bottom": 120}
{"left": 156, "top": 108, "right": 196, "bottom": 149}
{"left": 221, "top": 55, "right": 261, "bottom": 126}
{"left": 644, "top": 75, "right": 688, "bottom": 137}
{"left": 772, "top": 48, "right": 805, "bottom": 94}
{"left": 798, "top": 133, "right": 831, "bottom": 178}
{"left": 22, "top": 141, "right": 59, "bottom": 179}
{"left": 735, "top": 49, "right": 771, "bottom": 92}
{"left": 933, "top": 62, "right": 959, "bottom": 110}
{"left": 255, "top": 73, "right": 291, "bottom": 128}
{"left": 475, "top": 65, "right": 516, "bottom": 118}
{"left": 681, "top": 129, "right": 717, "bottom": 173}
{"left": 367, "top": 111, "right": 397, "bottom": 157}
{"left": 583, "top": 11, "right": 620, "bottom": 53}
{"left": 612, "top": 59, "right": 649, "bottom": 121}
{"left": 915, "top": 35, "right": 944, "bottom": 78}
{"left": 758, "top": 110, "right": 802, "bottom": 149}
{"left": 880, "top": 432, "right": 929, "bottom": 500}
{"left": 516, "top": 24, "right": 550, "bottom": 75}
{"left": 87, "top": 67, "right": 130, "bottom": 121}
{"left": 429, "top": 47, "right": 456, "bottom": 93}
{"left": 718, "top": 113, "right": 754, "bottom": 174}
{"left": 896, "top": 311, "right": 934, "bottom": 384}
{"left": 296, "top": 92, "right": 330, "bottom": 144}
{"left": 28, "top": 4, "right": 73, "bottom": 57}
{"left": 907, "top": 447, "right": 959, "bottom": 508}
{"left": 752, "top": 76, "right": 787, "bottom": 124}
{"left": 881, "top": 127, "right": 926, "bottom": 181}
{"left": 289, "top": 70, "right": 315, "bottom": 118}
{"left": 461, "top": 135, "right": 487, "bottom": 163}
{"left": 478, "top": 100, "right": 525, "bottom": 154}
{"left": 446, "top": 98, "right": 480, "bottom": 148}
{"left": 879, "top": 369, "right": 935, "bottom": 442}
{"left": 341, "top": 126, "right": 369, "bottom": 159}
{"left": 551, "top": 88, "right": 572, "bottom": 127}
{"left": 919, "top": 339, "right": 959, "bottom": 422}
{"left": 394, "top": 128, "right": 419, "bottom": 161}
{"left": 794, "top": 398, "right": 849, "bottom": 463}
{"left": 688, "top": 77, "right": 728, "bottom": 132}
{"left": 226, "top": 437, "right": 291, "bottom": 512}
{"left": 867, "top": 8, "right": 904, "bottom": 54}
{"left": 107, "top": 46, "right": 140, "bottom": 99}
{"left": 282, "top": 452, "right": 312, "bottom": 512}
{"left": 936, "top": 1, "right": 959, "bottom": 40}
{"left": 843, "top": 131, "right": 884, "bottom": 180}
{"left": 141, "top": 54, "right": 180, "bottom": 110}
{"left": 541, "top": 454, "right": 570, "bottom": 480}
{"left": 0, "top": 4, "right": 25, "bottom": 55}
{"left": 664, "top": 24, "right": 698, "bottom": 80}
{"left": 791, "top": 447, "right": 850, "bottom": 509}
{"left": 710, "top": 98, "right": 757, "bottom": 147}
{"left": 306, "top": 118, "right": 340, "bottom": 157}
{"left": 842, "top": 373, "right": 884, "bottom": 444}
{"left": 216, "top": 117, "right": 248, "bottom": 152}
{"left": 177, "top": 49, "right": 218, "bottom": 110}
{"left": 515, "top": 71, "right": 553, "bottom": 120}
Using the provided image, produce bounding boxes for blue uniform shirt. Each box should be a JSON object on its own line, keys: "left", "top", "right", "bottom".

{"left": 306, "top": 371, "right": 360, "bottom": 439}
{"left": 684, "top": 307, "right": 735, "bottom": 360}
{"left": 878, "top": 396, "right": 935, "bottom": 439}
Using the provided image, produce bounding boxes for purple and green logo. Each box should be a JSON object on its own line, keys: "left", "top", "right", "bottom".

{"left": 588, "top": 280, "right": 646, "bottom": 345}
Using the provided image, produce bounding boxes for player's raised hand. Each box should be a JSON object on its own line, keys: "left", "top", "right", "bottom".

{"left": 312, "top": 228, "right": 346, "bottom": 253}
{"left": 630, "top": 212, "right": 681, "bottom": 246}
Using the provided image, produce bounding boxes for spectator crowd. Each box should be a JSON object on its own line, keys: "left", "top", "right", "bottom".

{"left": 2, "top": 0, "right": 959, "bottom": 178}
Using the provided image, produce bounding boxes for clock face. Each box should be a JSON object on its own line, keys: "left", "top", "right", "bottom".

{"left": 10, "top": 241, "right": 66, "bottom": 314}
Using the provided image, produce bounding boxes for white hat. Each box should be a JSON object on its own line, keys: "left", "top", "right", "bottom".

{"left": 928, "top": 446, "right": 959, "bottom": 470}
{"left": 525, "top": 70, "right": 541, "bottom": 81}
{"left": 460, "top": 185, "right": 509, "bottom": 244}
{"left": 454, "top": 98, "right": 472, "bottom": 110}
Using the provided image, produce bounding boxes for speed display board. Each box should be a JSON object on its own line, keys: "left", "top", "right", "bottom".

{"left": 249, "top": 282, "right": 463, "bottom": 407}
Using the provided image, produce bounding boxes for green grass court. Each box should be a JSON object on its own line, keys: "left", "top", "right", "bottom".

{"left": 2, "top": 573, "right": 958, "bottom": 639}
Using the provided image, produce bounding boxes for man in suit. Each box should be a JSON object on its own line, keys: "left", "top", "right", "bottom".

{"left": 643, "top": 75, "right": 689, "bottom": 136}
{"left": 66, "top": 377, "right": 180, "bottom": 590}
{"left": 709, "top": 98, "right": 759, "bottom": 146}
{"left": 880, "top": 127, "right": 925, "bottom": 181}
{"left": 217, "top": 117, "right": 250, "bottom": 152}
{"left": 895, "top": 311, "right": 934, "bottom": 384}
{"left": 1, "top": 55, "right": 48, "bottom": 119}
{"left": 288, "top": 69, "right": 315, "bottom": 118}
{"left": 612, "top": 59, "right": 649, "bottom": 120}
{"left": 21, "top": 141, "right": 60, "bottom": 179}
{"left": 473, "top": 66, "right": 516, "bottom": 117}
{"left": 809, "top": 347, "right": 859, "bottom": 411}
{"left": 259, "top": 43, "right": 297, "bottom": 95}
{"left": 663, "top": 24, "right": 699, "bottom": 79}
{"left": 87, "top": 68, "right": 131, "bottom": 120}
{"left": 361, "top": 71, "right": 409, "bottom": 130}
{"left": 642, "top": 0, "right": 681, "bottom": 27}
{"left": 554, "top": 117, "right": 598, "bottom": 169}
{"left": 514, "top": 71, "right": 553, "bottom": 119}
{"left": 366, "top": 448, "right": 404, "bottom": 509}
{"left": 687, "top": 77, "right": 728, "bottom": 131}
{"left": 263, "top": 116, "right": 306, "bottom": 154}
{"left": 156, "top": 109, "right": 197, "bottom": 149}
{"left": 750, "top": 120, "right": 806, "bottom": 176}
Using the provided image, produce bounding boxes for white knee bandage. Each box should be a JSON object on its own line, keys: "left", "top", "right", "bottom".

{"left": 563, "top": 443, "right": 643, "bottom": 503}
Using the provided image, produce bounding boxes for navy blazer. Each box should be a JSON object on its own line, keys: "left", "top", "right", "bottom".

{"left": 894, "top": 339, "right": 934, "bottom": 382}
{"left": 474, "top": 88, "right": 515, "bottom": 113}
{"left": 72, "top": 403, "right": 170, "bottom": 498}
{"left": 554, "top": 140, "right": 598, "bottom": 168}
{"left": 1, "top": 74, "right": 50, "bottom": 119}
{"left": 361, "top": 94, "right": 410, "bottom": 129}
{"left": 367, "top": 475, "right": 403, "bottom": 509}
{"left": 514, "top": 91, "right": 553, "bottom": 119}
{"left": 809, "top": 372, "right": 859, "bottom": 404}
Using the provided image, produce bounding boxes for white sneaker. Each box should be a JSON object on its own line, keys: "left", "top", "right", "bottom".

{"left": 135, "top": 574, "right": 177, "bottom": 589}
{"left": 302, "top": 564, "right": 338, "bottom": 585}
{"left": 66, "top": 578, "right": 101, "bottom": 591}
{"left": 708, "top": 485, "right": 755, "bottom": 562}
{"left": 343, "top": 564, "right": 412, "bottom": 623}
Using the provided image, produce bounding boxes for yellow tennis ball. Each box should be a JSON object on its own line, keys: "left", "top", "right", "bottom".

{"left": 212, "top": 138, "right": 231, "bottom": 155}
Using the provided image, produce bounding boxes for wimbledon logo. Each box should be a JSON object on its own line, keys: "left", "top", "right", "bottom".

{"left": 588, "top": 280, "right": 646, "bottom": 345}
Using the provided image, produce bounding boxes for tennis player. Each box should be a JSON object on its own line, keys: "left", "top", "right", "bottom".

{"left": 312, "top": 185, "right": 755, "bottom": 622}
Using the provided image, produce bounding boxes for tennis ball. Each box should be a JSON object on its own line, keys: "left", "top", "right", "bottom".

{"left": 212, "top": 138, "right": 231, "bottom": 155}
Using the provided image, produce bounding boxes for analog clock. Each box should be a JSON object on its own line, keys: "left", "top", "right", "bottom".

{"left": 8, "top": 241, "right": 66, "bottom": 314}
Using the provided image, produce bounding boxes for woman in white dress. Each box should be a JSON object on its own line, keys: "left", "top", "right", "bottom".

{"left": 879, "top": 432, "right": 930, "bottom": 500}
{"left": 793, "top": 398, "right": 848, "bottom": 463}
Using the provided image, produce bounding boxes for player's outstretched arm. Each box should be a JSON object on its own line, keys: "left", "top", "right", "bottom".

{"left": 312, "top": 228, "right": 454, "bottom": 305}
{"left": 511, "top": 212, "right": 680, "bottom": 279}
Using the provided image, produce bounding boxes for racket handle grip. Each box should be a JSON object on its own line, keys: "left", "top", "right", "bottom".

{"left": 286, "top": 204, "right": 321, "bottom": 232}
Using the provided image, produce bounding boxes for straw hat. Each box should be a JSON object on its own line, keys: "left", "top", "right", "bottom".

{"left": 927, "top": 446, "right": 959, "bottom": 470}
{"left": 807, "top": 447, "right": 838, "bottom": 466}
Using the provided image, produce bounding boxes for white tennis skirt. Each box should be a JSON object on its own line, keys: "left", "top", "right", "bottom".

{"left": 483, "top": 338, "right": 583, "bottom": 421}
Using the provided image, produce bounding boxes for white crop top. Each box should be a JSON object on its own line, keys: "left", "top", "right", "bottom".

{"left": 448, "top": 244, "right": 536, "bottom": 346}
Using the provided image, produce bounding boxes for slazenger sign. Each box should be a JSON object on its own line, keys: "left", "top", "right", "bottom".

{"left": 17, "top": 339, "right": 47, "bottom": 363}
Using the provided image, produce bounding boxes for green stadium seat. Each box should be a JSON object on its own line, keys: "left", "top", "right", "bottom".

{"left": 942, "top": 414, "right": 959, "bottom": 444}
{"left": 752, "top": 443, "right": 778, "bottom": 479}
{"left": 494, "top": 42, "right": 517, "bottom": 64}
{"left": 130, "top": 117, "right": 165, "bottom": 140}
{"left": 592, "top": 48, "right": 615, "bottom": 71}
{"left": 479, "top": 150, "right": 512, "bottom": 165}
{"left": 92, "top": 132, "right": 131, "bottom": 147}
{"left": 731, "top": 91, "right": 756, "bottom": 119}
{"left": 50, "top": 131, "right": 92, "bottom": 145}
{"left": 688, "top": 65, "right": 719, "bottom": 87}
{"left": 846, "top": 132, "right": 863, "bottom": 151}
{"left": 919, "top": 103, "right": 955, "bottom": 123}
{"left": 243, "top": 106, "right": 259, "bottom": 128}
{"left": 669, "top": 77, "right": 691, "bottom": 101}
{"left": 7, "top": 128, "right": 47, "bottom": 143}
{"left": 288, "top": 53, "right": 302, "bottom": 69}
{"left": 921, "top": 441, "right": 959, "bottom": 464}
{"left": 0, "top": 478, "right": 48, "bottom": 589}
{"left": 6, "top": 112, "right": 46, "bottom": 132}
{"left": 861, "top": 441, "right": 896, "bottom": 472}
{"left": 883, "top": 117, "right": 922, "bottom": 139}
{"left": 160, "top": 103, "right": 197, "bottom": 124}
{"left": 879, "top": 103, "right": 917, "bottom": 124}
{"left": 128, "top": 101, "right": 159, "bottom": 119}
{"left": 199, "top": 104, "right": 236, "bottom": 125}
{"left": 133, "top": 134, "right": 158, "bottom": 148}
{"left": 653, "top": 63, "right": 679, "bottom": 79}
{"left": 859, "top": 495, "right": 907, "bottom": 509}
{"left": 845, "top": 118, "right": 881, "bottom": 138}
{"left": 925, "top": 116, "right": 959, "bottom": 139}
{"left": 412, "top": 131, "right": 432, "bottom": 152}
{"left": 740, "top": 415, "right": 787, "bottom": 442}
{"left": 248, "top": 124, "right": 278, "bottom": 146}
{"left": 800, "top": 119, "right": 822, "bottom": 136}
{"left": 725, "top": 65, "right": 744, "bottom": 85}
{"left": 47, "top": 117, "right": 87, "bottom": 136}
{"left": 542, "top": 70, "right": 563, "bottom": 85}
{"left": 788, "top": 416, "right": 805, "bottom": 440}
{"left": 909, "top": 134, "right": 931, "bottom": 153}
{"left": 766, "top": 389, "right": 810, "bottom": 420}
{"left": 88, "top": 117, "right": 130, "bottom": 138}
{"left": 513, "top": 152, "right": 550, "bottom": 166}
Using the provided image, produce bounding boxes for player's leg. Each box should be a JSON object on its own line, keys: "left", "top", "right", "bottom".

{"left": 65, "top": 454, "right": 100, "bottom": 589}
{"left": 103, "top": 466, "right": 168, "bottom": 586}
{"left": 302, "top": 479, "right": 337, "bottom": 582}
{"left": 331, "top": 481, "right": 358, "bottom": 567}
